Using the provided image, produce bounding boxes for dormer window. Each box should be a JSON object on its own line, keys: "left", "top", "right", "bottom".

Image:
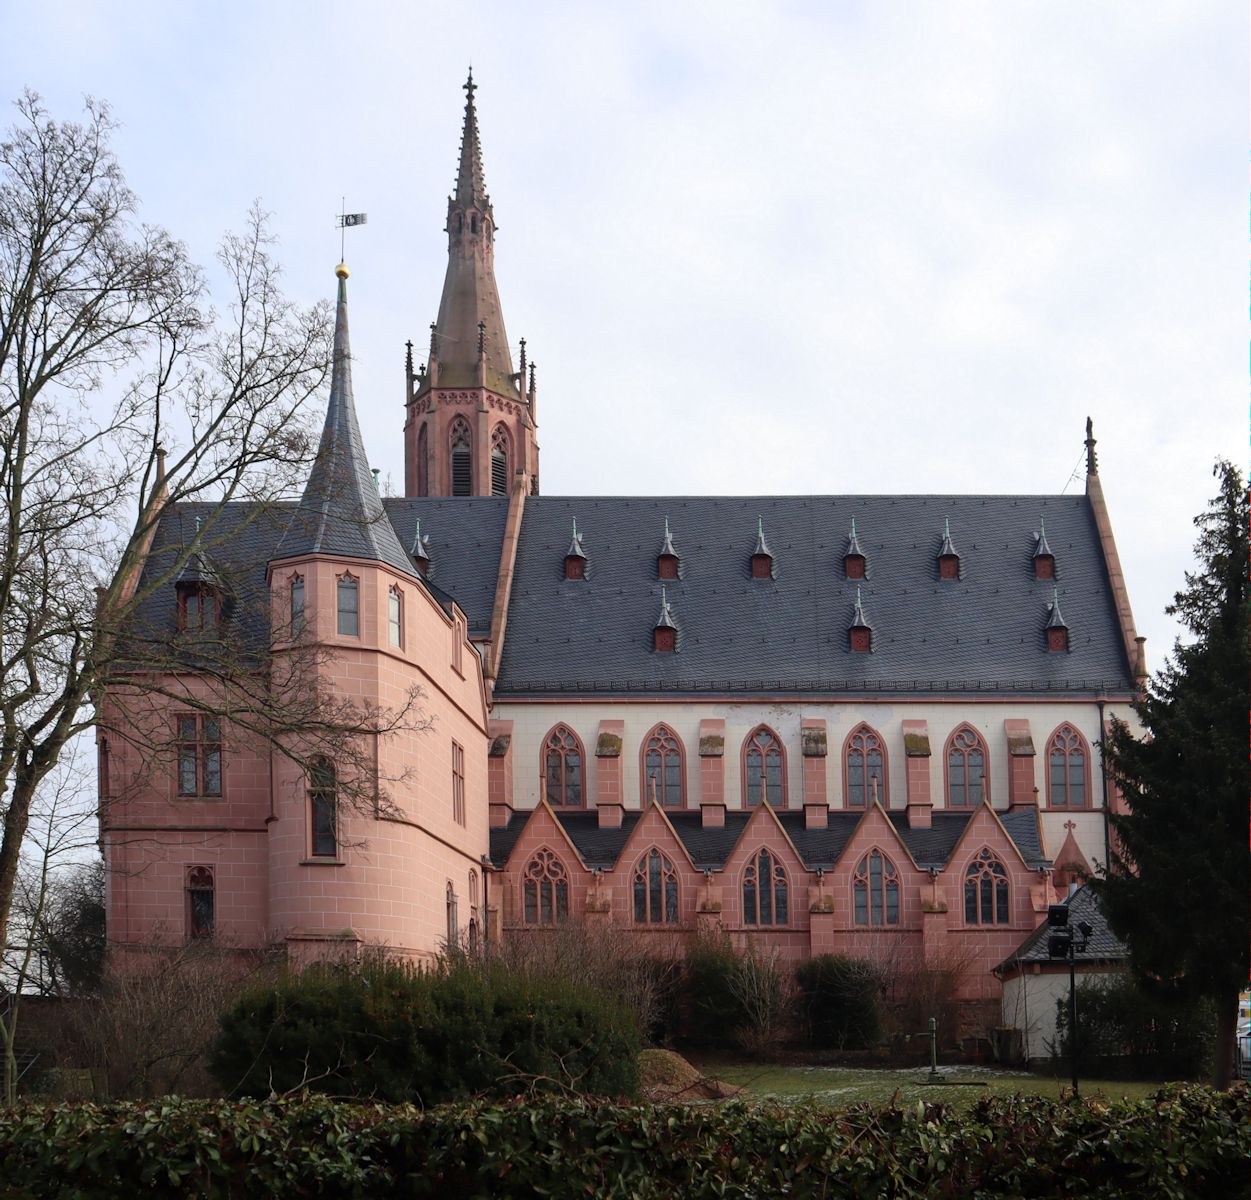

{"left": 565, "top": 518, "right": 587, "bottom": 580}
{"left": 1033, "top": 516, "right": 1055, "bottom": 580}
{"left": 937, "top": 516, "right": 960, "bottom": 580}
{"left": 750, "top": 516, "right": 773, "bottom": 579}
{"left": 654, "top": 586, "right": 676, "bottom": 653}
{"left": 177, "top": 583, "right": 220, "bottom": 631}
{"left": 657, "top": 517, "right": 680, "bottom": 580}
{"left": 849, "top": 587, "right": 872, "bottom": 652}
{"left": 844, "top": 516, "right": 866, "bottom": 580}
{"left": 1046, "top": 588, "right": 1069, "bottom": 652}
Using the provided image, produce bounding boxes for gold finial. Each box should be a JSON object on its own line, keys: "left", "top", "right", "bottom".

{"left": 335, "top": 261, "right": 350, "bottom": 280}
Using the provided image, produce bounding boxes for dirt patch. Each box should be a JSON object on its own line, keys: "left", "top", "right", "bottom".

{"left": 639, "top": 1049, "right": 744, "bottom": 1102}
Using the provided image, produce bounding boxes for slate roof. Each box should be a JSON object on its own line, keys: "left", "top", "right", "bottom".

{"left": 491, "top": 495, "right": 1135, "bottom": 697}
{"left": 273, "top": 269, "right": 415, "bottom": 578}
{"left": 488, "top": 803, "right": 1049, "bottom": 873}
{"left": 996, "top": 885, "right": 1128, "bottom": 972}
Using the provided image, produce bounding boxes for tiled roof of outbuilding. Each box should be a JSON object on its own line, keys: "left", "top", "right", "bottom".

{"left": 996, "top": 885, "right": 1127, "bottom": 972}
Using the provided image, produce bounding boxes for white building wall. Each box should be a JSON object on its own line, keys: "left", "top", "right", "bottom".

{"left": 1001, "top": 965, "right": 1126, "bottom": 1060}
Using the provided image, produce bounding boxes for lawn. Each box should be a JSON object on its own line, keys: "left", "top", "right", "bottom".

{"left": 699, "top": 1061, "right": 1168, "bottom": 1108}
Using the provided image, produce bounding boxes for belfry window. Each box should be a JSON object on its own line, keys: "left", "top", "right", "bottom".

{"left": 543, "top": 725, "right": 584, "bottom": 807}
{"left": 964, "top": 849, "right": 1009, "bottom": 925}
{"left": 186, "top": 867, "right": 214, "bottom": 939}
{"left": 523, "top": 848, "right": 569, "bottom": 925}
{"left": 490, "top": 425, "right": 510, "bottom": 497}
{"left": 450, "top": 418, "right": 473, "bottom": 496}
{"left": 632, "top": 848, "right": 679, "bottom": 924}
{"left": 853, "top": 850, "right": 899, "bottom": 926}
{"left": 742, "top": 848, "right": 788, "bottom": 926}
{"left": 1047, "top": 724, "right": 1088, "bottom": 808}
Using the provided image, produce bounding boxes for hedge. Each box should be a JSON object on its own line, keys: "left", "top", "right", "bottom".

{"left": 2, "top": 1086, "right": 1248, "bottom": 1199}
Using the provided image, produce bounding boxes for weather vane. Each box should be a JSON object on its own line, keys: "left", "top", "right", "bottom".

{"left": 336, "top": 197, "right": 367, "bottom": 261}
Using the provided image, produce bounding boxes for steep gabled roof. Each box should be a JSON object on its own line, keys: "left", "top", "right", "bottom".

{"left": 996, "top": 885, "right": 1127, "bottom": 971}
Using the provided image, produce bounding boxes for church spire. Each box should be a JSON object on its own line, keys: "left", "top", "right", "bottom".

{"left": 427, "top": 70, "right": 515, "bottom": 395}
{"left": 275, "top": 263, "right": 413, "bottom": 576}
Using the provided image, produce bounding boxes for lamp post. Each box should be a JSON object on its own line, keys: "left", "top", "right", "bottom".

{"left": 1047, "top": 902, "right": 1093, "bottom": 1095}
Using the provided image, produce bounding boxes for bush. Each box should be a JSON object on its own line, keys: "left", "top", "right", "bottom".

{"left": 684, "top": 927, "right": 747, "bottom": 1047}
{"left": 795, "top": 955, "right": 883, "bottom": 1050}
{"left": 1052, "top": 973, "right": 1216, "bottom": 1080}
{"left": 208, "top": 954, "right": 639, "bottom": 1104}
{"left": 1, "top": 1086, "right": 1248, "bottom": 1198}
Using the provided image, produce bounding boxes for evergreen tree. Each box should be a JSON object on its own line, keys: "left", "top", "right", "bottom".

{"left": 1092, "top": 461, "right": 1250, "bottom": 1088}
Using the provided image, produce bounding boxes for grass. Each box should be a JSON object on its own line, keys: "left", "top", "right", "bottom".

{"left": 698, "top": 1061, "right": 1168, "bottom": 1108}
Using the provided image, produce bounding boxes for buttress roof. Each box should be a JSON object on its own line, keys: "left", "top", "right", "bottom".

{"left": 273, "top": 265, "right": 415, "bottom": 577}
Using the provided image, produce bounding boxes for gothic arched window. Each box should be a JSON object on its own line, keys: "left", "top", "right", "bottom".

{"left": 336, "top": 572, "right": 359, "bottom": 637}
{"left": 446, "top": 881, "right": 459, "bottom": 945}
{"left": 523, "top": 848, "right": 569, "bottom": 925}
{"left": 450, "top": 417, "right": 473, "bottom": 496}
{"left": 186, "top": 866, "right": 214, "bottom": 939}
{"left": 742, "top": 848, "right": 788, "bottom": 925}
{"left": 416, "top": 422, "right": 429, "bottom": 496}
{"left": 743, "top": 726, "right": 785, "bottom": 808}
{"left": 964, "top": 848, "right": 1010, "bottom": 925}
{"left": 1047, "top": 724, "right": 1089, "bottom": 808}
{"left": 642, "top": 724, "right": 684, "bottom": 808}
{"left": 309, "top": 757, "right": 337, "bottom": 859}
{"left": 490, "top": 424, "right": 511, "bottom": 497}
{"left": 543, "top": 725, "right": 584, "bottom": 808}
{"left": 853, "top": 849, "right": 900, "bottom": 926}
{"left": 468, "top": 870, "right": 480, "bottom": 953}
{"left": 844, "top": 724, "right": 887, "bottom": 808}
{"left": 633, "top": 848, "right": 679, "bottom": 924}
{"left": 946, "top": 726, "right": 988, "bottom": 807}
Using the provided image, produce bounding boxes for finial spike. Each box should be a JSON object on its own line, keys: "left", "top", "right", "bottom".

{"left": 850, "top": 516, "right": 856, "bottom": 537}
{"left": 1085, "top": 416, "right": 1098, "bottom": 475}
{"left": 944, "top": 516, "right": 951, "bottom": 538}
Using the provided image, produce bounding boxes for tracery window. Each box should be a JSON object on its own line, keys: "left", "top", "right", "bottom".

{"left": 844, "top": 724, "right": 886, "bottom": 808}
{"left": 946, "top": 726, "right": 987, "bottom": 808}
{"left": 742, "top": 848, "right": 789, "bottom": 926}
{"left": 964, "top": 848, "right": 1010, "bottom": 925}
{"left": 523, "top": 848, "right": 569, "bottom": 925}
{"left": 743, "top": 726, "right": 785, "bottom": 808}
{"left": 632, "top": 848, "right": 679, "bottom": 924}
{"left": 643, "top": 725, "right": 684, "bottom": 807}
{"left": 1047, "top": 724, "right": 1088, "bottom": 808}
{"left": 177, "top": 715, "right": 222, "bottom": 797}
{"left": 490, "top": 425, "right": 510, "bottom": 497}
{"left": 853, "top": 849, "right": 900, "bottom": 926}
{"left": 450, "top": 418, "right": 473, "bottom": 496}
{"left": 309, "top": 757, "right": 337, "bottom": 858}
{"left": 187, "top": 866, "right": 214, "bottom": 940}
{"left": 543, "top": 725, "right": 584, "bottom": 807}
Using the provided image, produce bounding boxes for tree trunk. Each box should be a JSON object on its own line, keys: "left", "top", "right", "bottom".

{"left": 1212, "top": 988, "right": 1238, "bottom": 1090}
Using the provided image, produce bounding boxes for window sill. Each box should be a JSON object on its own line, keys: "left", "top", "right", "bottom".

{"left": 300, "top": 857, "right": 345, "bottom": 867}
{"left": 176, "top": 794, "right": 225, "bottom": 802}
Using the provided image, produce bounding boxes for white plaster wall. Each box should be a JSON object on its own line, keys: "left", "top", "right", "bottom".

{"left": 1001, "top": 966, "right": 1125, "bottom": 1061}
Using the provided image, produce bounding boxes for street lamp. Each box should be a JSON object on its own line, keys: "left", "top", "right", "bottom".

{"left": 1047, "top": 903, "right": 1093, "bottom": 1095}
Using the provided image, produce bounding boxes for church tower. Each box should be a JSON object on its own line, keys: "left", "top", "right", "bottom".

{"left": 404, "top": 72, "right": 539, "bottom": 497}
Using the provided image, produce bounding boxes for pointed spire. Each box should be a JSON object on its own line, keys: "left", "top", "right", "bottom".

{"left": 939, "top": 516, "right": 958, "bottom": 558}
{"left": 1046, "top": 586, "right": 1067, "bottom": 629}
{"left": 564, "top": 517, "right": 587, "bottom": 580}
{"left": 754, "top": 515, "right": 772, "bottom": 557}
{"left": 846, "top": 516, "right": 864, "bottom": 557}
{"left": 1085, "top": 416, "right": 1098, "bottom": 476}
{"left": 852, "top": 586, "right": 872, "bottom": 629}
{"left": 411, "top": 518, "right": 431, "bottom": 573}
{"left": 567, "top": 516, "right": 585, "bottom": 559}
{"left": 656, "top": 585, "right": 676, "bottom": 629}
{"left": 274, "top": 264, "right": 413, "bottom": 576}
{"left": 1035, "top": 515, "right": 1053, "bottom": 559}
{"left": 659, "top": 517, "right": 678, "bottom": 558}
{"left": 453, "top": 68, "right": 490, "bottom": 212}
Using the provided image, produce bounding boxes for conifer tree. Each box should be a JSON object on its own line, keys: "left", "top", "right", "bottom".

{"left": 1092, "top": 461, "right": 1250, "bottom": 1088}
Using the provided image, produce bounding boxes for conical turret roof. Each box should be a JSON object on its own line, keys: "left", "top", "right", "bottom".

{"left": 274, "top": 264, "right": 414, "bottom": 577}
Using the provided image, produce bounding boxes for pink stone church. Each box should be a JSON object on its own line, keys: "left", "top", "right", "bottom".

{"left": 100, "top": 75, "right": 1145, "bottom": 1007}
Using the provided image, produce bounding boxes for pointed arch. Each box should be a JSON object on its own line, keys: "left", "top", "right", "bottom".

{"left": 963, "top": 847, "right": 1010, "bottom": 925}
{"left": 852, "top": 848, "right": 900, "bottom": 926}
{"left": 945, "top": 725, "right": 989, "bottom": 808}
{"left": 742, "top": 847, "right": 789, "bottom": 926}
{"left": 843, "top": 722, "right": 888, "bottom": 808}
{"left": 632, "top": 847, "right": 680, "bottom": 924}
{"left": 542, "top": 723, "right": 585, "bottom": 808}
{"left": 741, "top": 724, "right": 787, "bottom": 808}
{"left": 449, "top": 416, "right": 473, "bottom": 496}
{"left": 186, "top": 866, "right": 214, "bottom": 940}
{"left": 522, "top": 846, "right": 570, "bottom": 925}
{"left": 640, "top": 723, "right": 686, "bottom": 808}
{"left": 1045, "top": 723, "right": 1090, "bottom": 809}
{"left": 490, "top": 423, "right": 511, "bottom": 497}
{"left": 416, "top": 422, "right": 429, "bottom": 495}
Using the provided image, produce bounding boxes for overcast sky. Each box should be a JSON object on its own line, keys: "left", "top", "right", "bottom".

{"left": 2, "top": 1, "right": 1244, "bottom": 663}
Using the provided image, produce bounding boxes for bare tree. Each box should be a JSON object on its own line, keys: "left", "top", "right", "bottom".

{"left": 0, "top": 91, "right": 424, "bottom": 989}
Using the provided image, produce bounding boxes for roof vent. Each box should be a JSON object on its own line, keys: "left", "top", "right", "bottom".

{"left": 411, "top": 519, "right": 431, "bottom": 576}
{"left": 849, "top": 586, "right": 872, "bottom": 653}
{"left": 750, "top": 516, "right": 774, "bottom": 579}
{"left": 1046, "top": 587, "right": 1069, "bottom": 652}
{"left": 657, "top": 516, "right": 680, "bottom": 580}
{"left": 1033, "top": 516, "right": 1055, "bottom": 580}
{"left": 844, "top": 516, "right": 866, "bottom": 580}
{"left": 654, "top": 585, "right": 677, "bottom": 653}
{"left": 937, "top": 516, "right": 960, "bottom": 580}
{"left": 565, "top": 517, "right": 587, "bottom": 580}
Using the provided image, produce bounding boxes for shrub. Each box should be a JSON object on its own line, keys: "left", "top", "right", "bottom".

{"left": 208, "top": 954, "right": 639, "bottom": 1104}
{"left": 727, "top": 944, "right": 790, "bottom": 1056}
{"left": 1052, "top": 973, "right": 1215, "bottom": 1080}
{"left": 794, "top": 955, "right": 883, "bottom": 1050}
{"left": 683, "top": 927, "right": 748, "bottom": 1048}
